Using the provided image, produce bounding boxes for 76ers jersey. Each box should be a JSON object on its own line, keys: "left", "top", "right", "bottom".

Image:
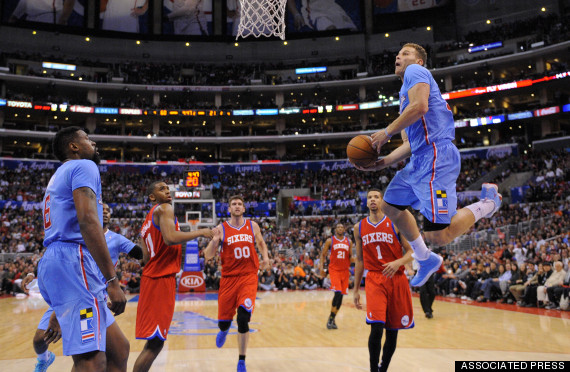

{"left": 359, "top": 216, "right": 403, "bottom": 273}
{"left": 220, "top": 220, "right": 259, "bottom": 277}
{"left": 329, "top": 235, "right": 351, "bottom": 271}
{"left": 140, "top": 204, "right": 182, "bottom": 278}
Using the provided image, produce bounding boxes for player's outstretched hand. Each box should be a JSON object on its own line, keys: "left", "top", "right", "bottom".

{"left": 261, "top": 258, "right": 271, "bottom": 270}
{"left": 44, "top": 311, "right": 62, "bottom": 344}
{"left": 353, "top": 291, "right": 363, "bottom": 310}
{"left": 21, "top": 274, "right": 34, "bottom": 295}
{"left": 198, "top": 228, "right": 214, "bottom": 239}
{"left": 353, "top": 158, "right": 388, "bottom": 172}
{"left": 107, "top": 281, "right": 127, "bottom": 316}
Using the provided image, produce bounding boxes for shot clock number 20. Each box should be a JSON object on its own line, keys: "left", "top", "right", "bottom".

{"left": 185, "top": 171, "right": 201, "bottom": 188}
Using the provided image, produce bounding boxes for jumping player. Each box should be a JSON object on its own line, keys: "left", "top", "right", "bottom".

{"left": 38, "top": 127, "right": 127, "bottom": 371}
{"left": 25, "top": 203, "right": 142, "bottom": 372}
{"left": 319, "top": 223, "right": 353, "bottom": 329}
{"left": 204, "top": 195, "right": 270, "bottom": 372}
{"left": 353, "top": 189, "right": 414, "bottom": 372}
{"left": 133, "top": 181, "right": 213, "bottom": 372}
{"left": 358, "top": 43, "right": 502, "bottom": 286}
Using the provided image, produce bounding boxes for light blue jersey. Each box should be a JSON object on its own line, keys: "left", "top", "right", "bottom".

{"left": 38, "top": 230, "right": 136, "bottom": 331}
{"left": 43, "top": 159, "right": 103, "bottom": 247}
{"left": 38, "top": 159, "right": 109, "bottom": 356}
{"left": 385, "top": 63, "right": 460, "bottom": 224}
{"left": 106, "top": 229, "right": 136, "bottom": 267}
{"left": 399, "top": 64, "right": 455, "bottom": 154}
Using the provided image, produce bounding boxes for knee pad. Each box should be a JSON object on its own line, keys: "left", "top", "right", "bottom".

{"left": 218, "top": 320, "right": 231, "bottom": 332}
{"left": 333, "top": 291, "right": 343, "bottom": 307}
{"left": 237, "top": 306, "right": 251, "bottom": 333}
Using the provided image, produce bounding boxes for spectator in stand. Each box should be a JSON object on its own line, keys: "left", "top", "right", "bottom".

{"left": 521, "top": 262, "right": 552, "bottom": 307}
{"left": 259, "top": 269, "right": 276, "bottom": 291}
{"left": 537, "top": 261, "right": 567, "bottom": 308}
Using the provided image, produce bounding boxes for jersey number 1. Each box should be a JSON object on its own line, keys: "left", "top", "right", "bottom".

{"left": 376, "top": 246, "right": 383, "bottom": 260}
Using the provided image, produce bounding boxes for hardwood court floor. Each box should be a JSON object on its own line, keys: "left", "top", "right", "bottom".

{"left": 1, "top": 290, "right": 569, "bottom": 371}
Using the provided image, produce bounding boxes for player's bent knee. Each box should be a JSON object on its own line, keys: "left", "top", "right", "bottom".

{"left": 146, "top": 337, "right": 164, "bottom": 353}
{"left": 218, "top": 320, "right": 232, "bottom": 332}
{"left": 237, "top": 307, "right": 251, "bottom": 334}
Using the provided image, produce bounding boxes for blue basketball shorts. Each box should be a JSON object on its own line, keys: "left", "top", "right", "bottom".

{"left": 38, "top": 242, "right": 109, "bottom": 356}
{"left": 38, "top": 305, "right": 115, "bottom": 331}
{"left": 384, "top": 141, "right": 460, "bottom": 224}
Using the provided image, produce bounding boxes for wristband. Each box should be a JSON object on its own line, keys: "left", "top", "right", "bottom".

{"left": 105, "top": 276, "right": 117, "bottom": 285}
{"left": 384, "top": 128, "right": 392, "bottom": 139}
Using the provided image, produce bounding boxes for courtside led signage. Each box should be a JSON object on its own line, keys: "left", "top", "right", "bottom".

{"left": 295, "top": 67, "right": 327, "bottom": 74}
{"left": 94, "top": 107, "right": 119, "bottom": 115}
{"left": 233, "top": 110, "right": 255, "bottom": 116}
{"left": 534, "top": 106, "right": 560, "bottom": 117}
{"left": 468, "top": 41, "right": 503, "bottom": 53}
{"left": 42, "top": 62, "right": 77, "bottom": 71}
{"left": 507, "top": 111, "right": 533, "bottom": 120}
{"left": 255, "top": 109, "right": 279, "bottom": 116}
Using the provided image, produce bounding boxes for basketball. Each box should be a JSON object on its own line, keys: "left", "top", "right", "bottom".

{"left": 347, "top": 135, "right": 377, "bottom": 167}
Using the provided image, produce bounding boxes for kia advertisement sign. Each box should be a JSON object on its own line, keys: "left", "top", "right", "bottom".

{"left": 179, "top": 272, "right": 205, "bottom": 292}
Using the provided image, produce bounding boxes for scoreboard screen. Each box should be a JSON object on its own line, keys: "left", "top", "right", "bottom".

{"left": 185, "top": 171, "right": 201, "bottom": 188}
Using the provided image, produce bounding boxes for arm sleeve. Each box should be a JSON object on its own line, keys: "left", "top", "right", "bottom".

{"left": 70, "top": 160, "right": 101, "bottom": 194}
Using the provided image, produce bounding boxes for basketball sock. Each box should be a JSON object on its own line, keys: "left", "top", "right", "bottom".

{"left": 37, "top": 350, "right": 50, "bottom": 361}
{"left": 409, "top": 236, "right": 430, "bottom": 260}
{"left": 239, "top": 355, "right": 246, "bottom": 361}
{"left": 465, "top": 200, "right": 495, "bottom": 223}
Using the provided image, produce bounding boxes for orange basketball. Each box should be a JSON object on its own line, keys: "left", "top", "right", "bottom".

{"left": 347, "top": 135, "right": 377, "bottom": 167}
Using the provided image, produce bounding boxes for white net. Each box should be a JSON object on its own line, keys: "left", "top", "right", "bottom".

{"left": 237, "top": 0, "right": 287, "bottom": 40}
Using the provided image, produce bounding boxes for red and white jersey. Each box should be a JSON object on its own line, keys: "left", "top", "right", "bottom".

{"left": 140, "top": 204, "right": 182, "bottom": 278}
{"left": 220, "top": 219, "right": 259, "bottom": 277}
{"left": 359, "top": 216, "right": 403, "bottom": 273}
{"left": 329, "top": 235, "right": 351, "bottom": 271}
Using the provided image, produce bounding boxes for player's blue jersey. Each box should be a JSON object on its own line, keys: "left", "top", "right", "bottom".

{"left": 399, "top": 64, "right": 455, "bottom": 154}
{"left": 99, "top": 229, "right": 136, "bottom": 283}
{"left": 43, "top": 159, "right": 103, "bottom": 247}
{"left": 106, "top": 230, "right": 136, "bottom": 265}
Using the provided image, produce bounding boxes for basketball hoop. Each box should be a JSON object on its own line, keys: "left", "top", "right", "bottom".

{"left": 186, "top": 219, "right": 198, "bottom": 232}
{"left": 236, "top": 0, "right": 287, "bottom": 40}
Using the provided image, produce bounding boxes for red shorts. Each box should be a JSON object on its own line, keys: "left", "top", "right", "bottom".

{"left": 329, "top": 269, "right": 349, "bottom": 295}
{"left": 136, "top": 275, "right": 176, "bottom": 340}
{"left": 218, "top": 272, "right": 258, "bottom": 321}
{"left": 365, "top": 271, "right": 414, "bottom": 330}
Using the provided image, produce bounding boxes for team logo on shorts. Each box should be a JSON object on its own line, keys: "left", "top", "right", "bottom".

{"left": 401, "top": 315, "right": 410, "bottom": 327}
{"left": 436, "top": 190, "right": 448, "bottom": 215}
{"left": 80, "top": 307, "right": 95, "bottom": 344}
{"left": 244, "top": 298, "right": 253, "bottom": 310}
